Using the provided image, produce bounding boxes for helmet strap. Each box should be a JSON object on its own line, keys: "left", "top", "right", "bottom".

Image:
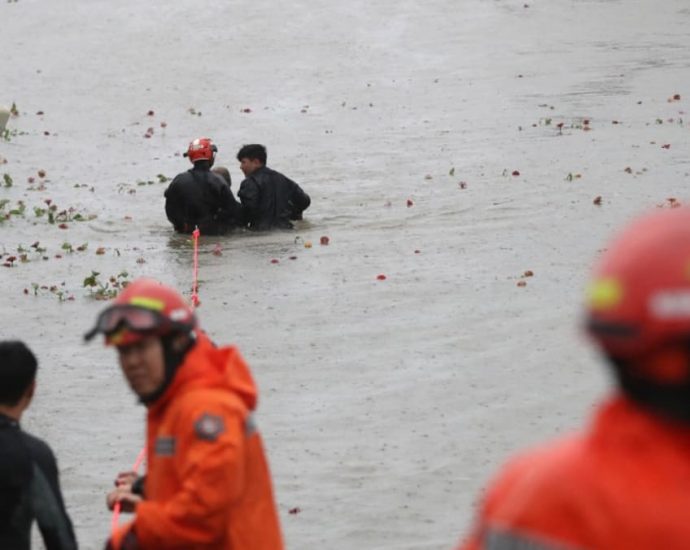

{"left": 610, "top": 343, "right": 690, "bottom": 423}
{"left": 139, "top": 331, "right": 196, "bottom": 405}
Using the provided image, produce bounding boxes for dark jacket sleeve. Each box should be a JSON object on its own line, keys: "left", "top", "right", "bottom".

{"left": 24, "top": 435, "right": 77, "bottom": 550}
{"left": 0, "top": 424, "right": 33, "bottom": 549}
{"left": 164, "top": 178, "right": 185, "bottom": 229}
{"left": 285, "top": 177, "right": 310, "bottom": 220}
{"left": 238, "top": 177, "right": 261, "bottom": 219}
{"left": 289, "top": 179, "right": 311, "bottom": 212}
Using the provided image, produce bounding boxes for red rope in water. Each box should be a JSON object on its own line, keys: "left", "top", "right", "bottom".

{"left": 111, "top": 227, "right": 202, "bottom": 536}
{"left": 191, "top": 227, "right": 201, "bottom": 307}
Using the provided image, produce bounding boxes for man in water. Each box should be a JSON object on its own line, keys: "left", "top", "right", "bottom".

{"left": 236, "top": 144, "right": 311, "bottom": 230}
{"left": 165, "top": 138, "right": 242, "bottom": 234}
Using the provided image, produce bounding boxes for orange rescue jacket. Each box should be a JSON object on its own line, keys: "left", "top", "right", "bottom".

{"left": 459, "top": 395, "right": 690, "bottom": 550}
{"left": 114, "top": 334, "right": 283, "bottom": 549}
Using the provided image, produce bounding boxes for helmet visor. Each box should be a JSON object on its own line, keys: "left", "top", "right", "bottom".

{"left": 84, "top": 305, "right": 164, "bottom": 342}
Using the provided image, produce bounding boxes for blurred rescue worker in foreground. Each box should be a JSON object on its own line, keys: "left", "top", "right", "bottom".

{"left": 237, "top": 144, "right": 311, "bottom": 230}
{"left": 0, "top": 340, "right": 77, "bottom": 550}
{"left": 164, "top": 138, "right": 242, "bottom": 234}
{"left": 85, "top": 278, "right": 283, "bottom": 550}
{"left": 459, "top": 206, "right": 690, "bottom": 550}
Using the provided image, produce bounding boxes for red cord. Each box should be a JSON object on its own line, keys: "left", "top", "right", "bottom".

{"left": 110, "top": 447, "right": 147, "bottom": 535}
{"left": 111, "top": 227, "right": 202, "bottom": 536}
{"left": 191, "top": 227, "right": 201, "bottom": 308}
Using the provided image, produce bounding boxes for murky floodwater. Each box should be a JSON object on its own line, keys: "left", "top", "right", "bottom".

{"left": 2, "top": 1, "right": 690, "bottom": 548}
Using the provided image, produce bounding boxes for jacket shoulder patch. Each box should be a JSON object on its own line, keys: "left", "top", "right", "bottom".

{"left": 194, "top": 413, "right": 225, "bottom": 441}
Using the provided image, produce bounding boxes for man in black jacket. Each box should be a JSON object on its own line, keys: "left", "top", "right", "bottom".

{"left": 236, "top": 144, "right": 311, "bottom": 230}
{"left": 165, "top": 138, "right": 242, "bottom": 235}
{"left": 0, "top": 341, "right": 77, "bottom": 550}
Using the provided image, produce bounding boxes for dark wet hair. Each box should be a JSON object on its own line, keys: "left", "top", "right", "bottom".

{"left": 236, "top": 144, "right": 267, "bottom": 165}
{"left": 0, "top": 341, "right": 37, "bottom": 406}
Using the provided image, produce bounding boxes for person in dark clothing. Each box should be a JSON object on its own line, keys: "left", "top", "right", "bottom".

{"left": 236, "top": 144, "right": 311, "bottom": 230}
{"left": 0, "top": 341, "right": 77, "bottom": 550}
{"left": 164, "top": 138, "right": 242, "bottom": 235}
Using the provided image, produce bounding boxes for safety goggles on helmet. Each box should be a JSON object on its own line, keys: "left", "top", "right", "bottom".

{"left": 84, "top": 305, "right": 170, "bottom": 342}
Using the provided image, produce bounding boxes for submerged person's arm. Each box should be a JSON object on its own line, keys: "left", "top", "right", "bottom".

{"left": 217, "top": 183, "right": 244, "bottom": 226}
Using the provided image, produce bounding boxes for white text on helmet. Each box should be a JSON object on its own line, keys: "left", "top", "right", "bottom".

{"left": 169, "top": 308, "right": 190, "bottom": 321}
{"left": 650, "top": 290, "right": 690, "bottom": 319}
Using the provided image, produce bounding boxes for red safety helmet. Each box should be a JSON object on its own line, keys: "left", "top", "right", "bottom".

{"left": 586, "top": 206, "right": 690, "bottom": 382}
{"left": 183, "top": 137, "right": 217, "bottom": 164}
{"left": 85, "top": 278, "right": 197, "bottom": 346}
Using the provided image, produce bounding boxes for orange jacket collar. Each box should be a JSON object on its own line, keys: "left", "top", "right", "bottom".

{"left": 149, "top": 333, "right": 258, "bottom": 415}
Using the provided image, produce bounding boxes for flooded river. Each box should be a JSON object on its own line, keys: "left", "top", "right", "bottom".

{"left": 2, "top": 0, "right": 690, "bottom": 548}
